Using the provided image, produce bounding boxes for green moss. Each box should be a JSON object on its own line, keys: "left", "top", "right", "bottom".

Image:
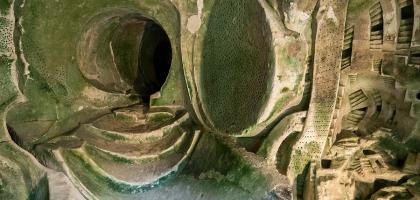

{"left": 0, "top": 156, "right": 28, "bottom": 200}
{"left": 280, "top": 48, "right": 298, "bottom": 67}
{"left": 295, "top": 163, "right": 310, "bottom": 199}
{"left": 19, "top": 0, "right": 181, "bottom": 97}
{"left": 185, "top": 134, "right": 271, "bottom": 197}
{"left": 84, "top": 144, "right": 134, "bottom": 165}
{"left": 405, "top": 137, "right": 420, "bottom": 153}
{"left": 0, "top": 56, "right": 17, "bottom": 106}
{"left": 0, "top": 17, "right": 12, "bottom": 52}
{"left": 62, "top": 149, "right": 180, "bottom": 197}
{"left": 100, "top": 131, "right": 127, "bottom": 141}
{"left": 186, "top": 0, "right": 199, "bottom": 13}
{"left": 28, "top": 175, "right": 49, "bottom": 200}
{"left": 294, "top": 74, "right": 304, "bottom": 91}
{"left": 269, "top": 95, "right": 291, "bottom": 118}
{"left": 113, "top": 113, "right": 134, "bottom": 122}
{"left": 378, "top": 136, "right": 409, "bottom": 166}
{"left": 276, "top": 132, "right": 301, "bottom": 174}
{"left": 0, "top": 0, "right": 11, "bottom": 15}
{"left": 304, "top": 141, "right": 320, "bottom": 154}
{"left": 0, "top": 143, "right": 46, "bottom": 199}
{"left": 62, "top": 149, "right": 119, "bottom": 196}
{"left": 227, "top": 161, "right": 268, "bottom": 194}
{"left": 147, "top": 112, "right": 174, "bottom": 124}
{"left": 292, "top": 149, "right": 305, "bottom": 173}
{"left": 6, "top": 0, "right": 181, "bottom": 149}
{"left": 200, "top": 0, "right": 272, "bottom": 133}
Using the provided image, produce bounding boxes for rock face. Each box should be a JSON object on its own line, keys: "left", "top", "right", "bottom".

{"left": 0, "top": 0, "right": 419, "bottom": 199}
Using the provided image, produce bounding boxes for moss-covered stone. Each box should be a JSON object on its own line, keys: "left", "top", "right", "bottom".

{"left": 199, "top": 0, "right": 272, "bottom": 133}
{"left": 0, "top": 56, "right": 17, "bottom": 107}
{"left": 0, "top": 143, "right": 47, "bottom": 200}
{"left": 0, "top": 0, "right": 11, "bottom": 15}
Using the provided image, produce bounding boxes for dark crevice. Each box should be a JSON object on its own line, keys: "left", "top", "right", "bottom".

{"left": 276, "top": 131, "right": 302, "bottom": 175}
{"left": 376, "top": 106, "right": 382, "bottom": 113}
{"left": 321, "top": 159, "right": 331, "bottom": 169}
{"left": 359, "top": 107, "right": 368, "bottom": 112}
{"left": 342, "top": 48, "right": 352, "bottom": 59}
{"left": 375, "top": 160, "right": 384, "bottom": 168}
{"left": 401, "top": 4, "right": 414, "bottom": 20}
{"left": 411, "top": 53, "right": 420, "bottom": 57}
{"left": 135, "top": 22, "right": 172, "bottom": 103}
{"left": 389, "top": 109, "right": 397, "bottom": 122}
{"left": 363, "top": 149, "right": 376, "bottom": 155}
{"left": 371, "top": 23, "right": 383, "bottom": 32}
{"left": 6, "top": 125, "right": 24, "bottom": 148}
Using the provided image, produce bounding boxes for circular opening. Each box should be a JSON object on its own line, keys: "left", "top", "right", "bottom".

{"left": 78, "top": 12, "right": 172, "bottom": 101}
{"left": 416, "top": 92, "right": 420, "bottom": 100}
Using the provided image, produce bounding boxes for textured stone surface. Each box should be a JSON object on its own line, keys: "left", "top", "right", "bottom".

{"left": 0, "top": 0, "right": 419, "bottom": 199}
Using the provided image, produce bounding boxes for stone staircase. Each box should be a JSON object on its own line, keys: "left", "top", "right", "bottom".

{"left": 396, "top": 0, "right": 414, "bottom": 51}
{"left": 371, "top": 89, "right": 383, "bottom": 118}
{"left": 341, "top": 26, "right": 354, "bottom": 70}
{"left": 370, "top": 2, "right": 383, "bottom": 50}
{"left": 336, "top": 137, "right": 360, "bottom": 149}
{"left": 349, "top": 89, "right": 369, "bottom": 109}
{"left": 382, "top": 76, "right": 396, "bottom": 88}
{"left": 409, "top": 49, "right": 420, "bottom": 65}
{"left": 346, "top": 109, "right": 367, "bottom": 127}
{"left": 397, "top": 18, "right": 413, "bottom": 50}
{"left": 348, "top": 74, "right": 358, "bottom": 85}
{"left": 349, "top": 158, "right": 364, "bottom": 175}
{"left": 372, "top": 59, "right": 382, "bottom": 74}
{"left": 50, "top": 105, "right": 201, "bottom": 199}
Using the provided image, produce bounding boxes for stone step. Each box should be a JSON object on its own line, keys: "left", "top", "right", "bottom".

{"left": 84, "top": 130, "right": 189, "bottom": 160}
{"left": 343, "top": 39, "right": 353, "bottom": 47}
{"left": 409, "top": 57, "right": 420, "bottom": 64}
{"left": 370, "top": 34, "right": 383, "bottom": 41}
{"left": 74, "top": 116, "right": 189, "bottom": 156}
{"left": 343, "top": 33, "right": 353, "bottom": 41}
{"left": 56, "top": 130, "right": 201, "bottom": 198}
{"left": 370, "top": 2, "right": 381, "bottom": 12}
{"left": 81, "top": 132, "right": 193, "bottom": 182}
{"left": 370, "top": 13, "right": 382, "bottom": 23}
{"left": 369, "top": 7, "right": 382, "bottom": 17}
{"left": 370, "top": 39, "right": 383, "bottom": 45}
{"left": 344, "top": 27, "right": 354, "bottom": 35}
{"left": 398, "top": 36, "right": 412, "bottom": 43}
{"left": 396, "top": 43, "right": 410, "bottom": 50}
{"left": 398, "top": 30, "right": 412, "bottom": 37}
{"left": 351, "top": 96, "right": 368, "bottom": 108}
{"left": 399, "top": 22, "right": 413, "bottom": 29}
{"left": 399, "top": 0, "right": 413, "bottom": 8}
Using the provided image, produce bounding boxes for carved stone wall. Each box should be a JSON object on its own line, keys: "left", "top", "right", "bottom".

{"left": 0, "top": 0, "right": 419, "bottom": 199}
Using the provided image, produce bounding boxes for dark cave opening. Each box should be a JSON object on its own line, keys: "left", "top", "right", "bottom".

{"left": 321, "top": 159, "right": 332, "bottom": 169}
{"left": 416, "top": 92, "right": 420, "bottom": 100}
{"left": 78, "top": 13, "right": 173, "bottom": 97}
{"left": 363, "top": 149, "right": 376, "bottom": 155}
{"left": 342, "top": 48, "right": 352, "bottom": 59}
{"left": 401, "top": 4, "right": 414, "bottom": 20}
{"left": 135, "top": 21, "right": 172, "bottom": 103}
{"left": 371, "top": 23, "right": 383, "bottom": 32}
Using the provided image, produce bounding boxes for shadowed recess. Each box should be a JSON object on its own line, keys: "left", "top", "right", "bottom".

{"left": 78, "top": 12, "right": 172, "bottom": 100}
{"left": 135, "top": 21, "right": 172, "bottom": 102}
